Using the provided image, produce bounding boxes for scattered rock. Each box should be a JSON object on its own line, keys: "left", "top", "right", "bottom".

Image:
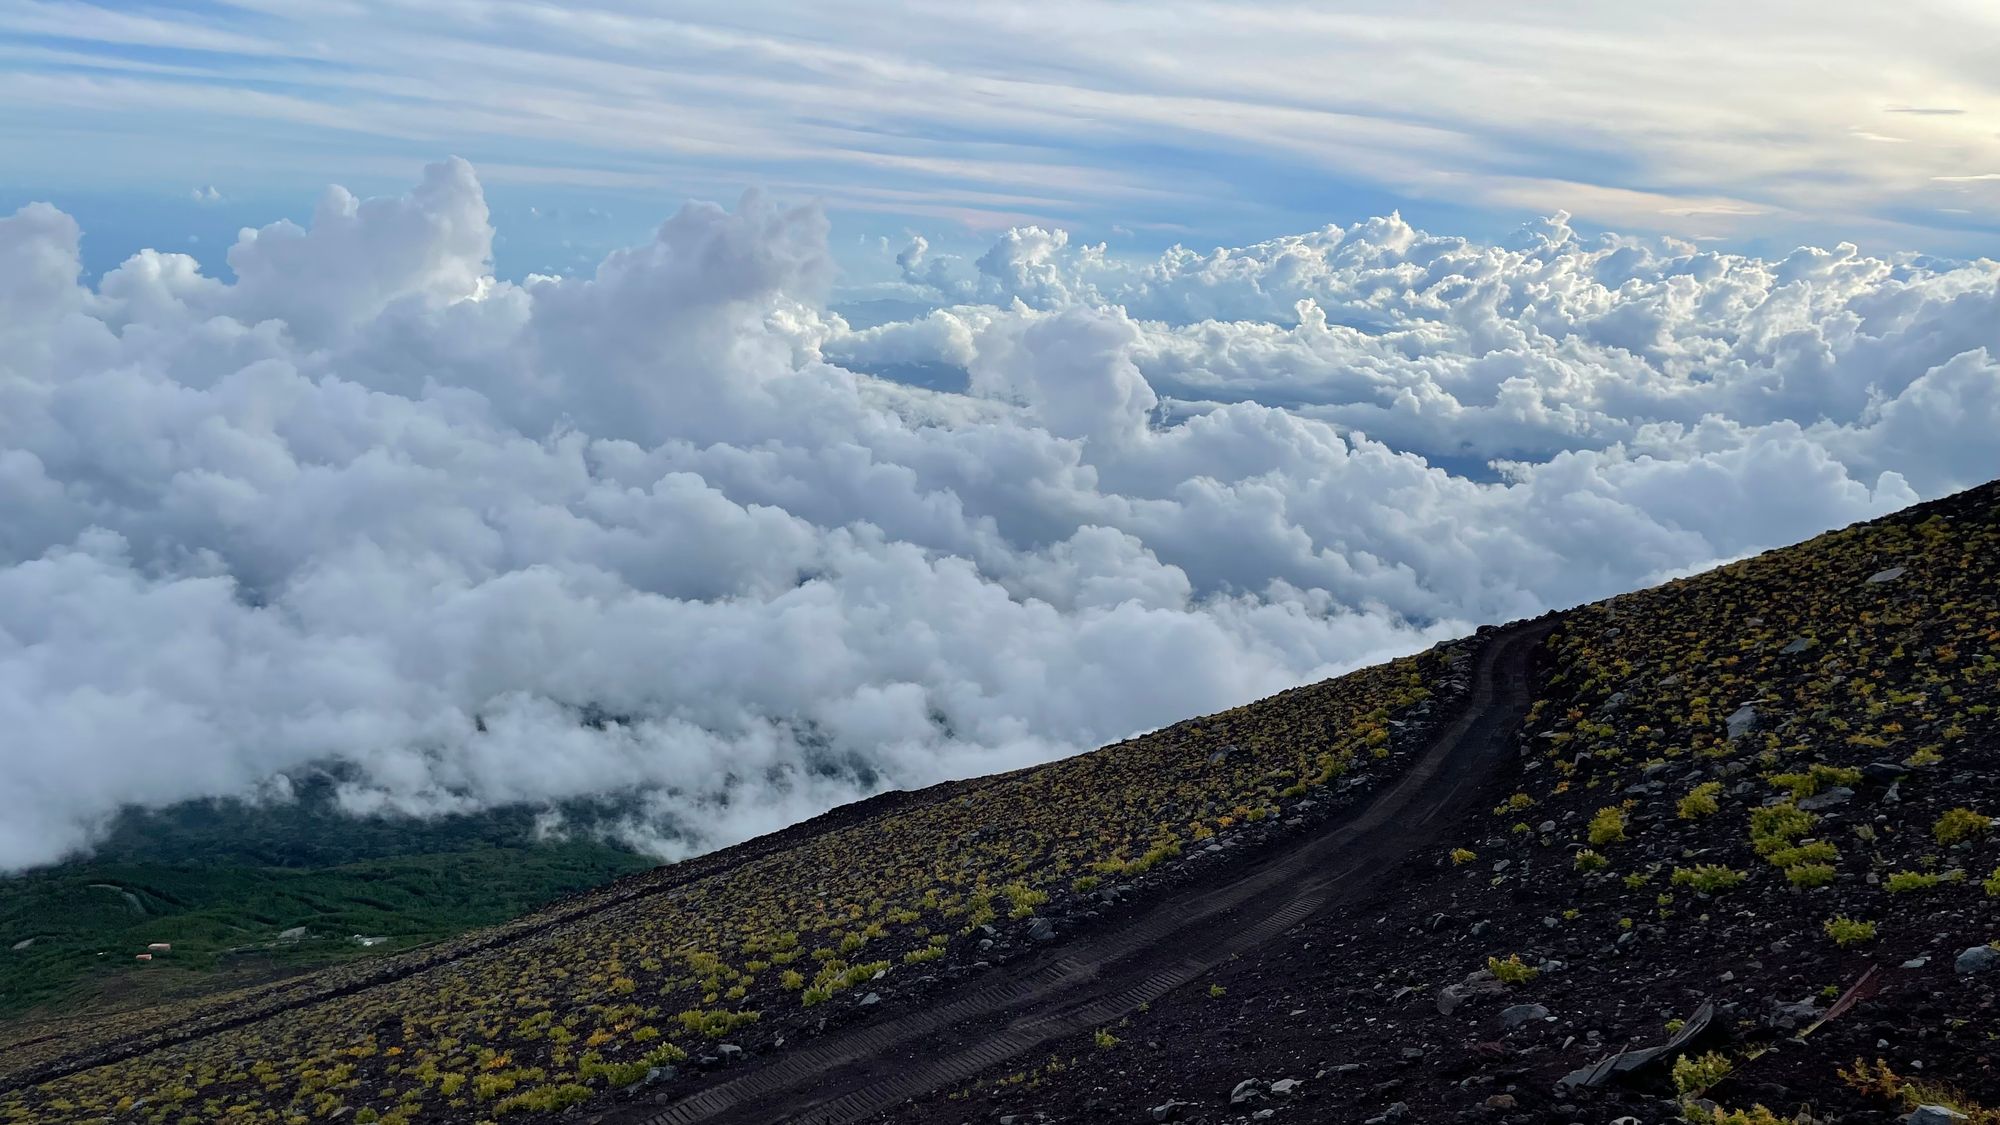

{"left": 1907, "top": 1107, "right": 1970, "bottom": 1125}
{"left": 1953, "top": 946, "right": 1998, "bottom": 975}
{"left": 1028, "top": 917, "right": 1056, "bottom": 943}
{"left": 1269, "top": 1078, "right": 1301, "bottom": 1096}
{"left": 1438, "top": 969, "right": 1507, "bottom": 1014}
{"left": 1484, "top": 1093, "right": 1518, "bottom": 1110}
{"left": 859, "top": 992, "right": 881, "bottom": 1006}
{"left": 1149, "top": 1102, "right": 1187, "bottom": 1123}
{"left": 1726, "top": 704, "right": 1759, "bottom": 740}
{"left": 1780, "top": 636, "right": 1811, "bottom": 654}
{"left": 1799, "top": 786, "right": 1854, "bottom": 811}
{"left": 1230, "top": 1078, "right": 1265, "bottom": 1105}
{"left": 1865, "top": 566, "right": 1907, "bottom": 584}
{"left": 1501, "top": 1003, "right": 1550, "bottom": 1029}
{"left": 1768, "top": 998, "right": 1822, "bottom": 1029}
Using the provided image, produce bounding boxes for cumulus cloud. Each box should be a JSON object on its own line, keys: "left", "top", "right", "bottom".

{"left": 0, "top": 160, "right": 1987, "bottom": 872}
{"left": 865, "top": 210, "right": 2000, "bottom": 481}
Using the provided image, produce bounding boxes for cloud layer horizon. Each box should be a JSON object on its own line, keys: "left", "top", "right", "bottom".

{"left": 2, "top": 159, "right": 1994, "bottom": 872}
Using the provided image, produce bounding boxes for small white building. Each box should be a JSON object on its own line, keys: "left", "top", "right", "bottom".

{"left": 135, "top": 953, "right": 153, "bottom": 962}
{"left": 147, "top": 942, "right": 172, "bottom": 953}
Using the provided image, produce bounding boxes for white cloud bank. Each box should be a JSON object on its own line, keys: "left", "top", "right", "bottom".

{"left": 2, "top": 160, "right": 1994, "bottom": 872}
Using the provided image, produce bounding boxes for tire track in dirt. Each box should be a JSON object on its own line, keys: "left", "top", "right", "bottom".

{"left": 618, "top": 618, "right": 1555, "bottom": 1125}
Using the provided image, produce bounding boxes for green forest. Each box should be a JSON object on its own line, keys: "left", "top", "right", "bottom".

{"left": 0, "top": 784, "right": 654, "bottom": 1019}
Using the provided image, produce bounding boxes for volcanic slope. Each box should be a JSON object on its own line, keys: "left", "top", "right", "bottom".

{"left": 10, "top": 480, "right": 2000, "bottom": 1125}
{"left": 1, "top": 605, "right": 1472, "bottom": 1124}
{"left": 871, "top": 480, "right": 2000, "bottom": 1125}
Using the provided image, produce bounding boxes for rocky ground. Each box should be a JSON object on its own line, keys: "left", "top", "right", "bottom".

{"left": 867, "top": 483, "right": 2000, "bottom": 1125}
{"left": 868, "top": 734, "right": 1999, "bottom": 1125}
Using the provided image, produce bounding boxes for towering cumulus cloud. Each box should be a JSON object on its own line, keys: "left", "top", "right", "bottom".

{"left": 2, "top": 162, "right": 1993, "bottom": 871}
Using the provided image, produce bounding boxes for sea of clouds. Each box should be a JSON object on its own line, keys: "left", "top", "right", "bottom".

{"left": 2, "top": 159, "right": 1994, "bottom": 871}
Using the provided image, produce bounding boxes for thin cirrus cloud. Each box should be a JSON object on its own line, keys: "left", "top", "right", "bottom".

{"left": 2, "top": 158, "right": 1997, "bottom": 872}
{"left": 3, "top": 2, "right": 2000, "bottom": 250}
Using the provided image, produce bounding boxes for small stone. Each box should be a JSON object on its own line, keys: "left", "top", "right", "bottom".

{"left": 1150, "top": 1101, "right": 1186, "bottom": 1122}
{"left": 1780, "top": 637, "right": 1811, "bottom": 655}
{"left": 859, "top": 991, "right": 881, "bottom": 1006}
{"left": 1501, "top": 1003, "right": 1550, "bottom": 1029}
{"left": 1901, "top": 957, "right": 1929, "bottom": 970}
{"left": 1485, "top": 1093, "right": 1518, "bottom": 1110}
{"left": 1865, "top": 566, "right": 1906, "bottom": 584}
{"left": 1270, "top": 1078, "right": 1301, "bottom": 1096}
{"left": 1798, "top": 786, "right": 1854, "bottom": 811}
{"left": 1230, "top": 1078, "right": 1265, "bottom": 1105}
{"left": 1907, "top": 1106, "right": 1970, "bottom": 1125}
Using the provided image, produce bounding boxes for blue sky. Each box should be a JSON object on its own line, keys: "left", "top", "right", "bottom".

{"left": 5, "top": 0, "right": 2000, "bottom": 282}
{"left": 6, "top": 1, "right": 2000, "bottom": 870}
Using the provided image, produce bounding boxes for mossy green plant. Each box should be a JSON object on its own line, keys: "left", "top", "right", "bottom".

{"left": 1934, "top": 807, "right": 1991, "bottom": 846}
{"left": 1671, "top": 865, "right": 1747, "bottom": 894}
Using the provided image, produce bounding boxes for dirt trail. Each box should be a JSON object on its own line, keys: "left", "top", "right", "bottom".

{"left": 619, "top": 618, "right": 1555, "bottom": 1125}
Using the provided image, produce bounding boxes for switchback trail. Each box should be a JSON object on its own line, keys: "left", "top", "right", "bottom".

{"left": 617, "top": 618, "right": 1555, "bottom": 1125}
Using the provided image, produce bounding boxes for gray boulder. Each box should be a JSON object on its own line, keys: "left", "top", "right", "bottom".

{"left": 1866, "top": 566, "right": 1907, "bottom": 584}
{"left": 1907, "top": 1107, "right": 1970, "bottom": 1125}
{"left": 1726, "top": 704, "right": 1759, "bottom": 740}
{"left": 1954, "top": 945, "right": 1999, "bottom": 975}
{"left": 1501, "top": 1002, "right": 1550, "bottom": 1029}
